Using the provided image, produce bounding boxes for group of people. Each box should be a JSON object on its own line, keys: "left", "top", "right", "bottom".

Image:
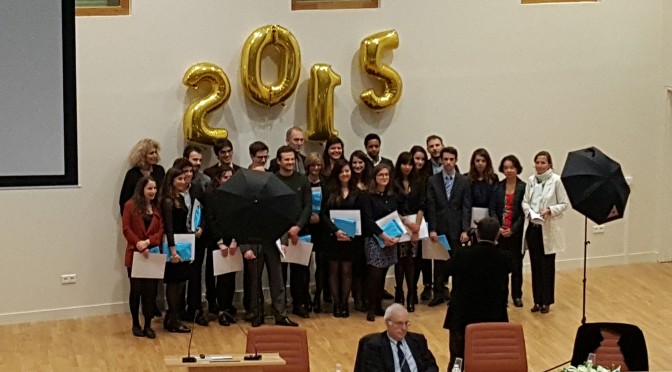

{"left": 118, "top": 125, "right": 569, "bottom": 366}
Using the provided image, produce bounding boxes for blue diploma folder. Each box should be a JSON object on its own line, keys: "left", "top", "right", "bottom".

{"left": 149, "top": 242, "right": 193, "bottom": 262}
{"left": 333, "top": 218, "right": 356, "bottom": 238}
{"left": 192, "top": 205, "right": 202, "bottom": 230}
{"left": 438, "top": 235, "right": 451, "bottom": 251}
{"left": 311, "top": 190, "right": 322, "bottom": 213}
{"left": 299, "top": 235, "right": 312, "bottom": 243}
{"left": 381, "top": 220, "right": 404, "bottom": 238}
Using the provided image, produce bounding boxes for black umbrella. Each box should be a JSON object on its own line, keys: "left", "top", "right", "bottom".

{"left": 561, "top": 147, "right": 630, "bottom": 225}
{"left": 213, "top": 168, "right": 298, "bottom": 245}
{"left": 560, "top": 147, "right": 630, "bottom": 325}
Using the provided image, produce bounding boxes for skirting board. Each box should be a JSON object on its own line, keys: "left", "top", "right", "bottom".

{"left": 0, "top": 251, "right": 659, "bottom": 326}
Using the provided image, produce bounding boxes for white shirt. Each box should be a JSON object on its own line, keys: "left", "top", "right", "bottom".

{"left": 387, "top": 335, "right": 418, "bottom": 372}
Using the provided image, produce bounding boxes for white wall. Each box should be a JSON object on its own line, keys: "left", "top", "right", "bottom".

{"left": 0, "top": 0, "right": 667, "bottom": 323}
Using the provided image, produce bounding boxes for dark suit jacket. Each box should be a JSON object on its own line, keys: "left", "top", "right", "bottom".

{"left": 426, "top": 171, "right": 471, "bottom": 240}
{"left": 443, "top": 241, "right": 512, "bottom": 332}
{"left": 121, "top": 200, "right": 164, "bottom": 268}
{"left": 488, "top": 178, "right": 526, "bottom": 236}
{"left": 203, "top": 163, "right": 241, "bottom": 180}
{"left": 354, "top": 331, "right": 439, "bottom": 372}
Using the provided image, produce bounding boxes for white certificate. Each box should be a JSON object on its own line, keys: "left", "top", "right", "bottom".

{"left": 212, "top": 249, "right": 244, "bottom": 276}
{"left": 471, "top": 207, "right": 489, "bottom": 228}
{"left": 329, "top": 210, "right": 362, "bottom": 236}
{"left": 422, "top": 239, "right": 450, "bottom": 261}
{"left": 280, "top": 240, "right": 314, "bottom": 266}
{"left": 131, "top": 252, "right": 166, "bottom": 279}
{"left": 399, "top": 214, "right": 429, "bottom": 242}
{"left": 376, "top": 211, "right": 408, "bottom": 236}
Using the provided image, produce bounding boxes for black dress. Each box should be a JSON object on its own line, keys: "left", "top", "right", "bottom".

{"left": 322, "top": 189, "right": 361, "bottom": 262}
{"left": 161, "top": 196, "right": 190, "bottom": 283}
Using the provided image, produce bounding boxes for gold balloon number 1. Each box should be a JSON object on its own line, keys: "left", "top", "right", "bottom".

{"left": 182, "top": 26, "right": 401, "bottom": 145}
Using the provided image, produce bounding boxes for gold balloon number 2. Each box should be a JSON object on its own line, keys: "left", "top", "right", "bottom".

{"left": 182, "top": 26, "right": 401, "bottom": 144}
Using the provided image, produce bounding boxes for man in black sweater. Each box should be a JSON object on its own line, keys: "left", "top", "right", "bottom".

{"left": 275, "top": 145, "right": 312, "bottom": 319}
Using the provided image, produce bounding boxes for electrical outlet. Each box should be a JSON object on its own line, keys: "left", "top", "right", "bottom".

{"left": 61, "top": 274, "right": 77, "bottom": 284}
{"left": 592, "top": 225, "right": 605, "bottom": 234}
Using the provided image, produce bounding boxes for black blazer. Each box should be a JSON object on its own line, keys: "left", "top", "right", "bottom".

{"left": 354, "top": 331, "right": 439, "bottom": 372}
{"left": 426, "top": 172, "right": 471, "bottom": 240}
{"left": 488, "top": 178, "right": 526, "bottom": 236}
{"left": 444, "top": 241, "right": 512, "bottom": 332}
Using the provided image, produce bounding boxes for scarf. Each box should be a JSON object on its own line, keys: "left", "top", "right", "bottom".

{"left": 530, "top": 169, "right": 553, "bottom": 213}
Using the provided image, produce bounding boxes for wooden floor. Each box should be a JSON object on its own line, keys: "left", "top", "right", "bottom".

{"left": 1, "top": 263, "right": 671, "bottom": 371}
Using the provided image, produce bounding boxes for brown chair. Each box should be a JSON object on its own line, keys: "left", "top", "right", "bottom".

{"left": 245, "top": 326, "right": 310, "bottom": 372}
{"left": 570, "top": 322, "right": 648, "bottom": 372}
{"left": 464, "top": 322, "right": 528, "bottom": 372}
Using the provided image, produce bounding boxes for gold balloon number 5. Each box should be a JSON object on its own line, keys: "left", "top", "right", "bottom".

{"left": 240, "top": 25, "right": 301, "bottom": 107}
{"left": 182, "top": 62, "right": 231, "bottom": 145}
{"left": 359, "top": 30, "right": 403, "bottom": 111}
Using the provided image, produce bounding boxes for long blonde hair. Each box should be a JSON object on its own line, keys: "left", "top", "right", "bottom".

{"left": 128, "top": 138, "right": 161, "bottom": 168}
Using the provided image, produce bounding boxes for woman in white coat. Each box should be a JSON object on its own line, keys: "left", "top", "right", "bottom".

{"left": 521, "top": 151, "right": 569, "bottom": 314}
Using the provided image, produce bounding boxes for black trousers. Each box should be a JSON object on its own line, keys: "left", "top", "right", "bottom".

{"left": 499, "top": 234, "right": 524, "bottom": 300}
{"left": 205, "top": 243, "right": 218, "bottom": 312}
{"left": 216, "top": 271, "right": 236, "bottom": 313}
{"left": 282, "top": 262, "right": 310, "bottom": 308}
{"left": 166, "top": 281, "right": 187, "bottom": 326}
{"left": 448, "top": 328, "right": 465, "bottom": 371}
{"left": 432, "top": 238, "right": 461, "bottom": 299}
{"left": 127, "top": 268, "right": 158, "bottom": 325}
{"left": 526, "top": 225, "right": 556, "bottom": 305}
{"left": 248, "top": 245, "right": 287, "bottom": 320}
{"left": 186, "top": 237, "right": 207, "bottom": 313}
{"left": 413, "top": 246, "right": 432, "bottom": 288}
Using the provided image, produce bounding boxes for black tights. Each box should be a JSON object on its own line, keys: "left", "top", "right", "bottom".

{"left": 165, "top": 281, "right": 187, "bottom": 327}
{"left": 394, "top": 256, "right": 415, "bottom": 301}
{"left": 329, "top": 260, "right": 352, "bottom": 309}
{"left": 366, "top": 265, "right": 388, "bottom": 313}
{"left": 127, "top": 270, "right": 158, "bottom": 329}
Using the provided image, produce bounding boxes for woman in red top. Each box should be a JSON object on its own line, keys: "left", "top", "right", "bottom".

{"left": 488, "top": 155, "right": 526, "bottom": 308}
{"left": 122, "top": 176, "right": 164, "bottom": 338}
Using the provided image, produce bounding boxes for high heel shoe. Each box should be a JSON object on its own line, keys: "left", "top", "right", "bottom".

{"left": 407, "top": 303, "right": 415, "bottom": 313}
{"left": 340, "top": 304, "right": 349, "bottom": 318}
{"left": 332, "top": 303, "right": 341, "bottom": 318}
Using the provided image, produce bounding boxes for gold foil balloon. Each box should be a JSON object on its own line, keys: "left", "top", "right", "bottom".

{"left": 359, "top": 30, "right": 403, "bottom": 111}
{"left": 306, "top": 64, "right": 341, "bottom": 142}
{"left": 240, "top": 25, "right": 301, "bottom": 107}
{"left": 182, "top": 62, "right": 230, "bottom": 145}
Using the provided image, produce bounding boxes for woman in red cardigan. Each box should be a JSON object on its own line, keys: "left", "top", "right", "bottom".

{"left": 122, "top": 176, "right": 164, "bottom": 339}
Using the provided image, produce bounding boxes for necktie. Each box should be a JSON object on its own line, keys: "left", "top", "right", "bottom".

{"left": 295, "top": 153, "right": 305, "bottom": 174}
{"left": 397, "top": 341, "right": 411, "bottom": 372}
{"left": 445, "top": 175, "right": 453, "bottom": 201}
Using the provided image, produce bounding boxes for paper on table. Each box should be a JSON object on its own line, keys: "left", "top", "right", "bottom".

{"left": 399, "top": 214, "right": 429, "bottom": 242}
{"left": 422, "top": 239, "right": 450, "bottom": 261}
{"left": 212, "top": 249, "right": 244, "bottom": 276}
{"left": 280, "top": 239, "right": 314, "bottom": 266}
{"left": 471, "top": 207, "right": 489, "bottom": 228}
{"left": 329, "top": 210, "right": 362, "bottom": 236}
{"left": 529, "top": 210, "right": 545, "bottom": 225}
{"left": 131, "top": 252, "right": 166, "bottom": 279}
{"left": 376, "top": 211, "right": 408, "bottom": 237}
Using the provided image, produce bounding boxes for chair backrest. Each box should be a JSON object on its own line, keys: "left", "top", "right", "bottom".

{"left": 245, "top": 326, "right": 310, "bottom": 372}
{"left": 464, "top": 322, "right": 528, "bottom": 372}
{"left": 571, "top": 322, "right": 648, "bottom": 372}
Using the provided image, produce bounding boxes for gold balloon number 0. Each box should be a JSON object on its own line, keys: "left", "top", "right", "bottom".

{"left": 182, "top": 26, "right": 401, "bottom": 144}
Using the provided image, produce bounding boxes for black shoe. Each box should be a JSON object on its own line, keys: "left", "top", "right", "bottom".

{"left": 340, "top": 307, "right": 349, "bottom": 318}
{"left": 251, "top": 315, "right": 264, "bottom": 327}
{"left": 382, "top": 290, "right": 394, "bottom": 300}
{"left": 221, "top": 311, "right": 237, "bottom": 324}
{"left": 218, "top": 313, "right": 230, "bottom": 326}
{"left": 531, "top": 304, "right": 540, "bottom": 313}
{"left": 194, "top": 311, "right": 209, "bottom": 327}
{"left": 153, "top": 309, "right": 163, "bottom": 318}
{"left": 332, "top": 306, "right": 341, "bottom": 318}
{"left": 428, "top": 297, "right": 444, "bottom": 307}
{"left": 132, "top": 325, "right": 145, "bottom": 337}
{"left": 275, "top": 317, "right": 299, "bottom": 327}
{"left": 165, "top": 321, "right": 190, "bottom": 333}
{"left": 407, "top": 304, "right": 415, "bottom": 313}
{"left": 292, "top": 305, "right": 310, "bottom": 319}
{"left": 143, "top": 327, "right": 156, "bottom": 339}
{"left": 394, "top": 289, "right": 404, "bottom": 304}
{"left": 513, "top": 298, "right": 523, "bottom": 308}
{"left": 366, "top": 311, "right": 375, "bottom": 322}
{"left": 540, "top": 305, "right": 550, "bottom": 314}
{"left": 420, "top": 286, "right": 432, "bottom": 301}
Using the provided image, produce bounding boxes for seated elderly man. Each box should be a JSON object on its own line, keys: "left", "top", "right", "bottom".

{"left": 354, "top": 303, "right": 438, "bottom": 372}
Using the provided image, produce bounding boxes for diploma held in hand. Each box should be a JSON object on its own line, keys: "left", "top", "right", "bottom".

{"left": 212, "top": 249, "right": 244, "bottom": 276}
{"left": 280, "top": 237, "right": 313, "bottom": 266}
{"left": 131, "top": 252, "right": 166, "bottom": 279}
